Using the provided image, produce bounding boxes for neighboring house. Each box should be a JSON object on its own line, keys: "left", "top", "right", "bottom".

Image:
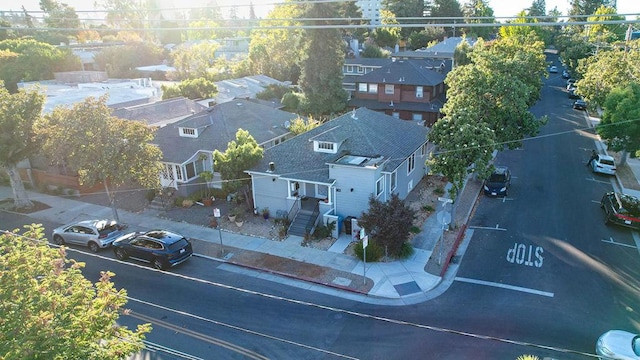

{"left": 153, "top": 99, "right": 298, "bottom": 197}
{"left": 207, "top": 75, "right": 292, "bottom": 107}
{"left": 347, "top": 59, "right": 446, "bottom": 127}
{"left": 394, "top": 36, "right": 474, "bottom": 70}
{"left": 246, "top": 107, "right": 430, "bottom": 237}
{"left": 342, "top": 58, "right": 392, "bottom": 94}
{"left": 111, "top": 97, "right": 205, "bottom": 127}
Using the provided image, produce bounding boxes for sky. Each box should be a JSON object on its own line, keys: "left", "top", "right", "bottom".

{"left": 10, "top": 0, "right": 640, "bottom": 21}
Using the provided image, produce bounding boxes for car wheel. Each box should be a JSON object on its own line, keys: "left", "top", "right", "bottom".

{"left": 114, "top": 248, "right": 128, "bottom": 260}
{"left": 152, "top": 258, "right": 166, "bottom": 270}
{"left": 88, "top": 242, "right": 99, "bottom": 253}
{"left": 53, "top": 235, "right": 65, "bottom": 245}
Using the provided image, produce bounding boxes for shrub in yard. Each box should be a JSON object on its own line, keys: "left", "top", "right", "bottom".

{"left": 145, "top": 189, "right": 156, "bottom": 203}
{"left": 410, "top": 225, "right": 421, "bottom": 234}
{"left": 422, "top": 204, "right": 434, "bottom": 212}
{"left": 397, "top": 242, "right": 414, "bottom": 259}
{"left": 434, "top": 187, "right": 445, "bottom": 195}
{"left": 353, "top": 241, "right": 383, "bottom": 262}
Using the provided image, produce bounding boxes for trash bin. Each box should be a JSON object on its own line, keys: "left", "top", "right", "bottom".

{"left": 344, "top": 216, "right": 355, "bottom": 235}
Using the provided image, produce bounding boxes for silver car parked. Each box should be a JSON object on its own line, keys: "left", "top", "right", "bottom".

{"left": 52, "top": 219, "right": 128, "bottom": 252}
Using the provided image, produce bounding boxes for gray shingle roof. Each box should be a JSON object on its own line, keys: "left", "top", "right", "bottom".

{"left": 111, "top": 97, "right": 205, "bottom": 126}
{"left": 153, "top": 99, "right": 297, "bottom": 164}
{"left": 248, "top": 108, "right": 429, "bottom": 183}
{"left": 356, "top": 59, "right": 446, "bottom": 86}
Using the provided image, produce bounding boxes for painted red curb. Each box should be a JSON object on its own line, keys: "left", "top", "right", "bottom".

{"left": 439, "top": 224, "right": 467, "bottom": 277}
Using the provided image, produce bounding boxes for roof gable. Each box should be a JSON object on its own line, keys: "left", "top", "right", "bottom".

{"left": 249, "top": 108, "right": 429, "bottom": 183}
{"left": 356, "top": 59, "right": 446, "bottom": 86}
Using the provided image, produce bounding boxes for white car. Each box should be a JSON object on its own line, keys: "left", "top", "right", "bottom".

{"left": 591, "top": 154, "right": 617, "bottom": 175}
{"left": 52, "top": 219, "right": 128, "bottom": 252}
{"left": 596, "top": 330, "right": 640, "bottom": 359}
{"left": 549, "top": 65, "right": 558, "bottom": 73}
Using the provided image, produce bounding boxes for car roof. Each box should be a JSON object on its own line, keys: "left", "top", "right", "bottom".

{"left": 493, "top": 166, "right": 509, "bottom": 174}
{"left": 76, "top": 219, "right": 115, "bottom": 227}
{"left": 143, "top": 230, "right": 185, "bottom": 244}
{"left": 597, "top": 154, "right": 615, "bottom": 161}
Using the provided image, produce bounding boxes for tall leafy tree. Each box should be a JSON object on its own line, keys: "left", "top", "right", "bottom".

{"left": 247, "top": 1, "right": 304, "bottom": 82}
{"left": 597, "top": 83, "right": 640, "bottom": 165}
{"left": 428, "top": 0, "right": 463, "bottom": 37}
{"left": 161, "top": 78, "right": 217, "bottom": 100}
{"left": 382, "top": 0, "right": 424, "bottom": 39}
{"left": 408, "top": 28, "right": 446, "bottom": 50}
{"left": 298, "top": 1, "right": 348, "bottom": 115}
{"left": 170, "top": 41, "right": 220, "bottom": 80}
{"left": 94, "top": 42, "right": 164, "bottom": 78}
{"left": 0, "top": 38, "right": 80, "bottom": 93}
{"left": 577, "top": 41, "right": 640, "bottom": 108}
{"left": 462, "top": 0, "right": 496, "bottom": 40}
{"left": 585, "top": 5, "right": 627, "bottom": 43}
{"left": 0, "top": 19, "right": 16, "bottom": 41}
{"left": 499, "top": 10, "right": 543, "bottom": 39}
{"left": 39, "top": 0, "right": 81, "bottom": 37}
{"left": 37, "top": 96, "right": 163, "bottom": 222}
{"left": 213, "top": 129, "right": 263, "bottom": 208}
{"left": 358, "top": 194, "right": 416, "bottom": 259}
{"left": 372, "top": 9, "right": 401, "bottom": 48}
{"left": 528, "top": 0, "right": 546, "bottom": 16}
{"left": 97, "top": 0, "right": 147, "bottom": 30}
{"left": 0, "top": 224, "right": 151, "bottom": 359}
{"left": 0, "top": 85, "right": 44, "bottom": 208}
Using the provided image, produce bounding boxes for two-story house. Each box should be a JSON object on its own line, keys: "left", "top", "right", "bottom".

{"left": 153, "top": 99, "right": 298, "bottom": 197}
{"left": 347, "top": 59, "right": 446, "bottom": 127}
{"left": 246, "top": 107, "right": 431, "bottom": 237}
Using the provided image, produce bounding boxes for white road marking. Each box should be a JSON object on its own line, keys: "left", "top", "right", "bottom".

{"left": 601, "top": 237, "right": 637, "bottom": 249}
{"left": 455, "top": 277, "right": 554, "bottom": 297}
{"left": 469, "top": 225, "right": 507, "bottom": 231}
{"left": 586, "top": 177, "right": 611, "bottom": 185}
{"left": 633, "top": 232, "right": 640, "bottom": 256}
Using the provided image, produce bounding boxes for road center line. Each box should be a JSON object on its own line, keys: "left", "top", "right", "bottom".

{"left": 455, "top": 277, "right": 554, "bottom": 297}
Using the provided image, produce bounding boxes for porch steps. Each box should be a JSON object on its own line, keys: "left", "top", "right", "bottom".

{"left": 148, "top": 196, "right": 170, "bottom": 211}
{"left": 288, "top": 210, "right": 314, "bottom": 236}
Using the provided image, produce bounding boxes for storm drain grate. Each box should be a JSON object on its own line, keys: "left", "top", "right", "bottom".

{"left": 394, "top": 281, "right": 421, "bottom": 296}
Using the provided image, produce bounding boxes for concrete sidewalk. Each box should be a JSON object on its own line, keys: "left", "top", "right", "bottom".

{"left": 0, "top": 178, "right": 480, "bottom": 305}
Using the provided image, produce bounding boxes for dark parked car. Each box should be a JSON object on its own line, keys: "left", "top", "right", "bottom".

{"left": 601, "top": 192, "right": 640, "bottom": 230}
{"left": 568, "top": 89, "right": 580, "bottom": 99}
{"left": 483, "top": 166, "right": 511, "bottom": 197}
{"left": 52, "top": 219, "right": 127, "bottom": 252}
{"left": 113, "top": 230, "right": 193, "bottom": 270}
{"left": 562, "top": 70, "right": 570, "bottom": 79}
{"left": 573, "top": 99, "right": 587, "bottom": 110}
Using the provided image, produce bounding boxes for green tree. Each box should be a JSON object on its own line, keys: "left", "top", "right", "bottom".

{"left": 170, "top": 41, "right": 220, "bottom": 80}
{"left": 499, "top": 11, "right": 544, "bottom": 40}
{"left": 585, "top": 5, "right": 626, "bottom": 43}
{"left": 428, "top": 0, "right": 463, "bottom": 37}
{"left": 361, "top": 43, "right": 389, "bottom": 58}
{"left": 597, "top": 83, "right": 640, "bottom": 166}
{"left": 213, "top": 129, "right": 263, "bottom": 208}
{"left": 161, "top": 78, "right": 217, "bottom": 100}
{"left": 0, "top": 38, "right": 80, "bottom": 93}
{"left": 408, "top": 28, "right": 446, "bottom": 50}
{"left": 0, "top": 19, "right": 16, "bottom": 41}
{"left": 94, "top": 42, "right": 164, "bottom": 78}
{"left": 428, "top": 111, "right": 496, "bottom": 195}
{"left": 97, "top": 0, "right": 147, "bottom": 30}
{"left": 577, "top": 42, "right": 640, "bottom": 108}
{"left": 358, "top": 194, "right": 416, "bottom": 259}
{"left": 247, "top": 2, "right": 304, "bottom": 82}
{"left": 0, "top": 85, "right": 45, "bottom": 208}
{"left": 382, "top": 0, "right": 424, "bottom": 39}
{"left": 289, "top": 115, "right": 321, "bottom": 135}
{"left": 37, "top": 96, "right": 163, "bottom": 222}
{"left": 39, "top": 0, "right": 81, "bottom": 38}
{"left": 298, "top": 1, "right": 348, "bottom": 115}
{"left": 0, "top": 224, "right": 151, "bottom": 359}
{"left": 462, "top": 0, "right": 496, "bottom": 40}
{"left": 527, "top": 0, "right": 546, "bottom": 16}
{"left": 372, "top": 9, "right": 401, "bottom": 48}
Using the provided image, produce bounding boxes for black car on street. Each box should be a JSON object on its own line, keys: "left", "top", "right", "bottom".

{"left": 113, "top": 230, "right": 193, "bottom": 270}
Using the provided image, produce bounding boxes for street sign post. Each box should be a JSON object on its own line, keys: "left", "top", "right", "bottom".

{"left": 361, "top": 231, "right": 368, "bottom": 285}
{"left": 213, "top": 208, "right": 224, "bottom": 256}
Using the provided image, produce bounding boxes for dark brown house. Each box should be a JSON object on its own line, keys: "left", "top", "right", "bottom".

{"left": 348, "top": 59, "right": 446, "bottom": 127}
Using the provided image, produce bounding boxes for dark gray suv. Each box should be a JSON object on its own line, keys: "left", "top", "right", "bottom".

{"left": 601, "top": 192, "right": 640, "bottom": 230}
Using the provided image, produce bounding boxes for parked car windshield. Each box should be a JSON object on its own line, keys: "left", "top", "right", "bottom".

{"left": 618, "top": 194, "right": 640, "bottom": 217}
{"left": 488, "top": 173, "right": 507, "bottom": 183}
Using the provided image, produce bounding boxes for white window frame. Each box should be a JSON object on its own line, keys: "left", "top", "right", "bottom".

{"left": 376, "top": 176, "right": 384, "bottom": 197}
{"left": 180, "top": 127, "right": 197, "bottom": 138}
{"left": 421, "top": 144, "right": 427, "bottom": 156}
{"left": 390, "top": 171, "right": 397, "bottom": 192}
{"left": 358, "top": 83, "right": 367, "bottom": 92}
{"left": 416, "top": 86, "right": 423, "bottom": 98}
{"left": 368, "top": 84, "right": 378, "bottom": 93}
{"left": 346, "top": 65, "right": 354, "bottom": 73}
{"left": 412, "top": 113, "right": 423, "bottom": 121}
{"left": 392, "top": 112, "right": 400, "bottom": 118}
{"left": 314, "top": 141, "right": 336, "bottom": 153}
{"left": 407, "top": 153, "right": 415, "bottom": 175}
{"left": 357, "top": 66, "right": 364, "bottom": 73}
{"left": 385, "top": 84, "right": 394, "bottom": 94}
